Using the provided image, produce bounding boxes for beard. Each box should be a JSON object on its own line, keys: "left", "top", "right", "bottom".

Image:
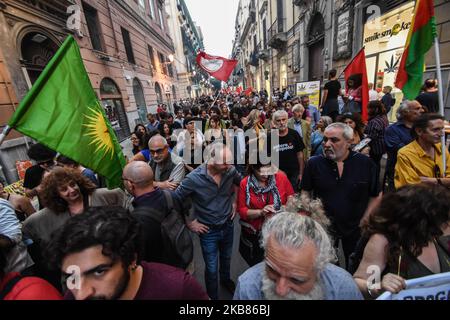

{"left": 323, "top": 148, "right": 336, "bottom": 160}
{"left": 86, "top": 268, "right": 130, "bottom": 300}
{"left": 261, "top": 272, "right": 325, "bottom": 300}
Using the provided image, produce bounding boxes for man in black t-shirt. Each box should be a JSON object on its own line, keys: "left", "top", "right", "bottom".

{"left": 416, "top": 79, "right": 439, "bottom": 113}
{"left": 267, "top": 110, "right": 305, "bottom": 191}
{"left": 320, "top": 69, "right": 342, "bottom": 121}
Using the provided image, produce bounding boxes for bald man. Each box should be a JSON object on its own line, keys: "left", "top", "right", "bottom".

{"left": 148, "top": 135, "right": 186, "bottom": 190}
{"left": 174, "top": 143, "right": 242, "bottom": 299}
{"left": 123, "top": 161, "right": 179, "bottom": 265}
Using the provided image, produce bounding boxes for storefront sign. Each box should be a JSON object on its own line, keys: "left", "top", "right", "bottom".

{"left": 364, "top": 21, "right": 411, "bottom": 44}
{"left": 296, "top": 81, "right": 321, "bottom": 107}
{"left": 363, "top": 2, "right": 415, "bottom": 122}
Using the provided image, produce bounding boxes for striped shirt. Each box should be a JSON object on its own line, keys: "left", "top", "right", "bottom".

{"left": 365, "top": 115, "right": 389, "bottom": 157}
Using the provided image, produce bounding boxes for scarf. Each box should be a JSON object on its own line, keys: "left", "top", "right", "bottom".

{"left": 246, "top": 174, "right": 282, "bottom": 211}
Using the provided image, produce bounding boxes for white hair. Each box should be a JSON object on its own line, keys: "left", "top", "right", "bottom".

{"left": 272, "top": 110, "right": 288, "bottom": 122}
{"left": 283, "top": 193, "right": 331, "bottom": 229}
{"left": 396, "top": 100, "right": 411, "bottom": 120}
{"left": 261, "top": 212, "right": 336, "bottom": 272}
{"left": 324, "top": 122, "right": 354, "bottom": 141}
{"left": 148, "top": 135, "right": 168, "bottom": 147}
{"left": 292, "top": 104, "right": 304, "bottom": 113}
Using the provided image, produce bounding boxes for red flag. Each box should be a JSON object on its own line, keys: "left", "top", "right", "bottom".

{"left": 244, "top": 87, "right": 253, "bottom": 96}
{"left": 196, "top": 52, "right": 237, "bottom": 82}
{"left": 343, "top": 48, "right": 369, "bottom": 122}
{"left": 236, "top": 86, "right": 243, "bottom": 95}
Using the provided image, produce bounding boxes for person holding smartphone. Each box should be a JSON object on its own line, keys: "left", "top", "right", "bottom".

{"left": 237, "top": 162, "right": 294, "bottom": 267}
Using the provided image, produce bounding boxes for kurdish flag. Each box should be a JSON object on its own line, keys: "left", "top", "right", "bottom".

{"left": 8, "top": 35, "right": 126, "bottom": 188}
{"left": 395, "top": 0, "right": 437, "bottom": 99}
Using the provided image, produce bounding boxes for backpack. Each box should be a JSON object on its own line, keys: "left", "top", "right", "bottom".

{"left": 132, "top": 191, "right": 193, "bottom": 270}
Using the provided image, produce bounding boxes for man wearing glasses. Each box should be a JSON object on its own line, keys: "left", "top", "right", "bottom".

{"left": 395, "top": 113, "right": 450, "bottom": 189}
{"left": 148, "top": 135, "right": 185, "bottom": 191}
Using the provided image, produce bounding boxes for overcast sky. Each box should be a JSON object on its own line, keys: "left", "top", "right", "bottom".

{"left": 184, "top": 0, "right": 239, "bottom": 58}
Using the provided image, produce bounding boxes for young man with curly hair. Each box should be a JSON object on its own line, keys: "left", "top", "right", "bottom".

{"left": 46, "top": 206, "right": 208, "bottom": 300}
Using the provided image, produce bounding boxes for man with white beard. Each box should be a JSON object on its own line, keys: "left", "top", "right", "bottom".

{"left": 233, "top": 212, "right": 363, "bottom": 300}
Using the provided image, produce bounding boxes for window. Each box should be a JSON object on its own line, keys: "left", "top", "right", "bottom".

{"left": 82, "top": 2, "right": 103, "bottom": 52}
{"left": 167, "top": 60, "right": 174, "bottom": 77}
{"left": 121, "top": 27, "right": 135, "bottom": 64}
{"left": 262, "top": 19, "right": 267, "bottom": 48}
{"left": 133, "top": 78, "right": 148, "bottom": 124}
{"left": 155, "top": 82, "right": 163, "bottom": 104}
{"left": 148, "top": 0, "right": 155, "bottom": 19}
{"left": 158, "top": 5, "right": 165, "bottom": 30}
{"left": 148, "top": 45, "right": 156, "bottom": 75}
{"left": 158, "top": 52, "right": 167, "bottom": 75}
{"left": 100, "top": 78, "right": 130, "bottom": 141}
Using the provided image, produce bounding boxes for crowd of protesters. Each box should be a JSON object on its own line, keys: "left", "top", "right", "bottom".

{"left": 0, "top": 73, "right": 449, "bottom": 300}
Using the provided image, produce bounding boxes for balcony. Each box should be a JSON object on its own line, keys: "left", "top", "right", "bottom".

{"left": 248, "top": 51, "right": 259, "bottom": 67}
{"left": 257, "top": 41, "right": 270, "bottom": 61}
{"left": 268, "top": 18, "right": 287, "bottom": 50}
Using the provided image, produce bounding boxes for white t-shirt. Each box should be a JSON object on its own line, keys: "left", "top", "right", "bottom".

{"left": 369, "top": 89, "right": 379, "bottom": 101}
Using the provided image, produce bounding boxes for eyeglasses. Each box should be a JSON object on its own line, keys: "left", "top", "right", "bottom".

{"left": 149, "top": 147, "right": 166, "bottom": 155}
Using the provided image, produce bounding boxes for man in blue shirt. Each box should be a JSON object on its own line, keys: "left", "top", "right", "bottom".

{"left": 146, "top": 113, "right": 160, "bottom": 133}
{"left": 174, "top": 143, "right": 242, "bottom": 299}
{"left": 233, "top": 212, "right": 362, "bottom": 300}
{"left": 384, "top": 100, "right": 424, "bottom": 192}
{"left": 301, "top": 95, "right": 321, "bottom": 130}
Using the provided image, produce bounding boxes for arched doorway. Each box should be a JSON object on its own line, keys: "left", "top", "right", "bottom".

{"left": 132, "top": 78, "right": 148, "bottom": 124}
{"left": 307, "top": 13, "right": 325, "bottom": 81}
{"left": 100, "top": 78, "right": 130, "bottom": 141}
{"left": 20, "top": 31, "right": 59, "bottom": 85}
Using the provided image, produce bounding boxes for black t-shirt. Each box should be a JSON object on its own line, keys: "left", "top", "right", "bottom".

{"left": 416, "top": 91, "right": 439, "bottom": 113}
{"left": 23, "top": 164, "right": 45, "bottom": 189}
{"left": 324, "top": 80, "right": 341, "bottom": 100}
{"left": 301, "top": 152, "right": 379, "bottom": 236}
{"left": 266, "top": 128, "right": 305, "bottom": 175}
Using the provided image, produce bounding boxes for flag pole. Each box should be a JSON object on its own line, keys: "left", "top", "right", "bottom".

{"left": 211, "top": 90, "right": 221, "bottom": 107}
{"left": 434, "top": 37, "right": 446, "bottom": 174}
{"left": 0, "top": 125, "right": 11, "bottom": 147}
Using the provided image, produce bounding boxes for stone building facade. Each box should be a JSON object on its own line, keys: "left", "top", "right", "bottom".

{"left": 232, "top": 0, "right": 450, "bottom": 119}
{"left": 0, "top": 0, "right": 181, "bottom": 182}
